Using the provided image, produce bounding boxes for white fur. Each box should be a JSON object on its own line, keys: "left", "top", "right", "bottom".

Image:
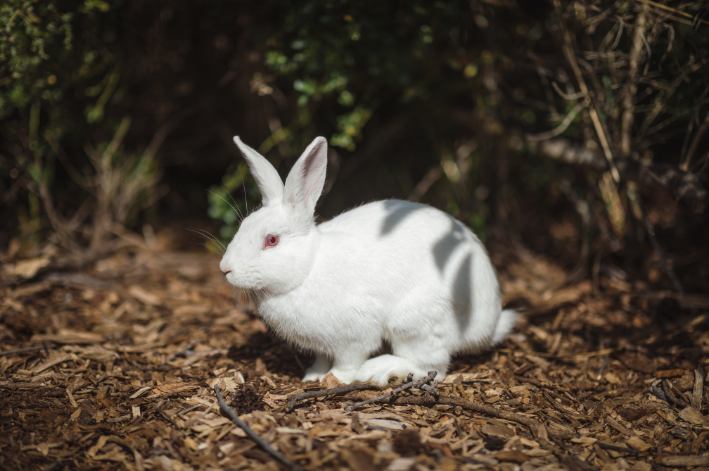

{"left": 221, "top": 136, "right": 517, "bottom": 385}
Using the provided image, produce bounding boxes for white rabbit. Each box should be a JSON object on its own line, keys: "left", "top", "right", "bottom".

{"left": 220, "top": 136, "right": 517, "bottom": 385}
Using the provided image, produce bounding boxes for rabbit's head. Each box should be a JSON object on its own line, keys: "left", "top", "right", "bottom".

{"left": 220, "top": 137, "right": 328, "bottom": 294}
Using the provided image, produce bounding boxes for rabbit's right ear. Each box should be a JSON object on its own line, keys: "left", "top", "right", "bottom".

{"left": 284, "top": 137, "right": 328, "bottom": 216}
{"left": 233, "top": 137, "right": 284, "bottom": 206}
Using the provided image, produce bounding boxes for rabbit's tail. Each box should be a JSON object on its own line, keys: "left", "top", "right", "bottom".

{"left": 492, "top": 309, "right": 518, "bottom": 345}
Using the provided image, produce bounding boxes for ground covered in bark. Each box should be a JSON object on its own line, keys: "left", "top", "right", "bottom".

{"left": 1, "top": 240, "right": 708, "bottom": 471}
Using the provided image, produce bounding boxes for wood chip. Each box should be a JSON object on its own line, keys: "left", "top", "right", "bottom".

{"left": 656, "top": 369, "right": 685, "bottom": 378}
{"left": 625, "top": 435, "right": 652, "bottom": 452}
{"left": 495, "top": 450, "right": 529, "bottom": 463}
{"left": 31, "top": 330, "right": 103, "bottom": 344}
{"left": 128, "top": 285, "right": 161, "bottom": 305}
{"left": 660, "top": 455, "right": 709, "bottom": 467}
{"left": 3, "top": 247, "right": 706, "bottom": 471}
{"left": 481, "top": 424, "right": 516, "bottom": 438}
{"left": 66, "top": 389, "right": 78, "bottom": 408}
{"left": 129, "top": 386, "right": 152, "bottom": 399}
{"left": 678, "top": 406, "right": 709, "bottom": 425}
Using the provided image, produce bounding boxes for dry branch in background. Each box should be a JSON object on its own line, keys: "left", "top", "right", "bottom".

{"left": 620, "top": 2, "right": 649, "bottom": 157}
{"left": 552, "top": 0, "right": 620, "bottom": 184}
{"left": 533, "top": 138, "right": 707, "bottom": 212}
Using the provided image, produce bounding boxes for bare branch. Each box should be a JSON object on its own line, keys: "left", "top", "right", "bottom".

{"left": 526, "top": 102, "right": 585, "bottom": 142}
{"left": 635, "top": 0, "right": 709, "bottom": 26}
{"left": 637, "top": 61, "right": 704, "bottom": 141}
{"left": 681, "top": 112, "right": 709, "bottom": 172}
{"left": 553, "top": 0, "right": 620, "bottom": 183}
{"left": 533, "top": 138, "right": 707, "bottom": 212}
{"left": 385, "top": 395, "right": 553, "bottom": 441}
{"left": 620, "top": 3, "right": 649, "bottom": 157}
{"left": 345, "top": 371, "right": 438, "bottom": 412}
{"left": 286, "top": 382, "right": 378, "bottom": 412}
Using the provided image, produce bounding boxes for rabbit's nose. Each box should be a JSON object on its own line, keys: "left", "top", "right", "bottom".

{"left": 221, "top": 269, "right": 232, "bottom": 277}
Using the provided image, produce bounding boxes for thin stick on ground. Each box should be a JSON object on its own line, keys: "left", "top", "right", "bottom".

{"left": 386, "top": 395, "right": 553, "bottom": 441}
{"left": 597, "top": 442, "right": 642, "bottom": 454}
{"left": 214, "top": 385, "right": 304, "bottom": 471}
{"left": 286, "top": 382, "right": 379, "bottom": 412}
{"left": 345, "top": 371, "right": 438, "bottom": 412}
{"left": 0, "top": 345, "right": 48, "bottom": 357}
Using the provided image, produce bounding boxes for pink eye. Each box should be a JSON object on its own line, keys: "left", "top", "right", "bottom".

{"left": 263, "top": 234, "right": 279, "bottom": 249}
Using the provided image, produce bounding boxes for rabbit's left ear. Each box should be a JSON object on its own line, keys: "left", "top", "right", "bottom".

{"left": 284, "top": 137, "right": 328, "bottom": 215}
{"left": 233, "top": 136, "right": 284, "bottom": 206}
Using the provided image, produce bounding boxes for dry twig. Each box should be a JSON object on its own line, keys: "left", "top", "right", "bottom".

{"left": 661, "top": 379, "right": 688, "bottom": 408}
{"left": 597, "top": 442, "right": 642, "bottom": 455}
{"left": 620, "top": 2, "right": 649, "bottom": 157}
{"left": 345, "top": 371, "right": 438, "bottom": 412}
{"left": 682, "top": 112, "right": 709, "bottom": 172}
{"left": 533, "top": 138, "right": 707, "bottom": 212}
{"left": 286, "top": 382, "right": 379, "bottom": 412}
{"left": 526, "top": 102, "right": 585, "bottom": 142}
{"left": 553, "top": 0, "right": 620, "bottom": 183}
{"left": 0, "top": 345, "right": 48, "bottom": 357}
{"left": 214, "top": 385, "right": 304, "bottom": 471}
{"left": 635, "top": 0, "right": 709, "bottom": 26}
{"left": 387, "top": 395, "right": 553, "bottom": 441}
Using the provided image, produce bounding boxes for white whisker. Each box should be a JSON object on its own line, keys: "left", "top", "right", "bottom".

{"left": 222, "top": 184, "right": 244, "bottom": 221}
{"left": 241, "top": 177, "right": 249, "bottom": 215}
{"left": 186, "top": 228, "right": 226, "bottom": 254}
{"left": 208, "top": 188, "right": 242, "bottom": 221}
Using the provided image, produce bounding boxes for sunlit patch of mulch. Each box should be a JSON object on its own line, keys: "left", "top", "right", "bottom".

{"left": 1, "top": 244, "right": 708, "bottom": 470}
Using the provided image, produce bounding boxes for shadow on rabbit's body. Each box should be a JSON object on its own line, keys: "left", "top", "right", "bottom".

{"left": 220, "top": 136, "right": 517, "bottom": 386}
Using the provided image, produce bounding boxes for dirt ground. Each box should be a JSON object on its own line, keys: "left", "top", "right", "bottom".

{"left": 1, "top": 238, "right": 708, "bottom": 471}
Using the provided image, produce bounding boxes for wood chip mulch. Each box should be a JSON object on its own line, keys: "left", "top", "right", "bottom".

{"left": 1, "top": 245, "right": 708, "bottom": 471}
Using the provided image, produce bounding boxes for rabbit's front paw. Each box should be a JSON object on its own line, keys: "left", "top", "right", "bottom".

{"left": 354, "top": 354, "right": 429, "bottom": 386}
{"left": 302, "top": 371, "right": 322, "bottom": 382}
{"left": 327, "top": 367, "right": 357, "bottom": 384}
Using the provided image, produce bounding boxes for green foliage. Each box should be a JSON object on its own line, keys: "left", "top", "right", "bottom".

{"left": 0, "top": 0, "right": 114, "bottom": 117}
{"left": 258, "top": 0, "right": 476, "bottom": 149}
{"left": 0, "top": 0, "right": 164, "bottom": 247}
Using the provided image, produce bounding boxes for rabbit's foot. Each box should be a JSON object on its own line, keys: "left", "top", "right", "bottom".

{"left": 354, "top": 354, "right": 432, "bottom": 386}
{"left": 327, "top": 367, "right": 358, "bottom": 384}
{"left": 302, "top": 354, "right": 332, "bottom": 382}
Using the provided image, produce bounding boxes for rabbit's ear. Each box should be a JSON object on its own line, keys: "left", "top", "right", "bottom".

{"left": 233, "top": 136, "right": 284, "bottom": 206}
{"left": 284, "top": 137, "right": 328, "bottom": 215}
